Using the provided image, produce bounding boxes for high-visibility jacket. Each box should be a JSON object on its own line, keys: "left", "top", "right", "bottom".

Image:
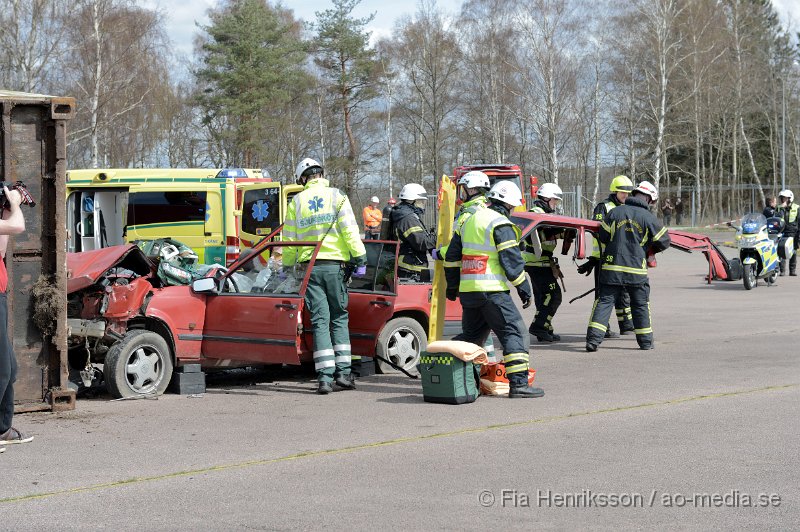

{"left": 522, "top": 199, "right": 558, "bottom": 266}
{"left": 282, "top": 178, "right": 366, "bottom": 266}
{"left": 598, "top": 196, "right": 670, "bottom": 285}
{"left": 777, "top": 203, "right": 800, "bottom": 242}
{"left": 452, "top": 204, "right": 525, "bottom": 292}
{"left": 363, "top": 205, "right": 382, "bottom": 230}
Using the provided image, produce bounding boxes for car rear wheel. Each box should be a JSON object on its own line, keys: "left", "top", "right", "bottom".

{"left": 375, "top": 317, "right": 426, "bottom": 374}
{"left": 104, "top": 330, "right": 173, "bottom": 398}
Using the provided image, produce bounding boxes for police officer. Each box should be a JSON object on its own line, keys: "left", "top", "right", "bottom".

{"left": 580, "top": 175, "right": 636, "bottom": 337}
{"left": 585, "top": 181, "right": 670, "bottom": 352}
{"left": 283, "top": 158, "right": 367, "bottom": 395}
{"left": 392, "top": 183, "right": 436, "bottom": 281}
{"left": 444, "top": 181, "right": 543, "bottom": 398}
{"left": 776, "top": 189, "right": 799, "bottom": 276}
{"left": 523, "top": 183, "right": 564, "bottom": 342}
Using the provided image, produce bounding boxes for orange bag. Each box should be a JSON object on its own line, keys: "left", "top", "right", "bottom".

{"left": 479, "top": 363, "right": 536, "bottom": 396}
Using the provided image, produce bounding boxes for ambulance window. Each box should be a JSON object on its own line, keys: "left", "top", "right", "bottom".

{"left": 241, "top": 187, "right": 281, "bottom": 236}
{"left": 128, "top": 191, "right": 207, "bottom": 226}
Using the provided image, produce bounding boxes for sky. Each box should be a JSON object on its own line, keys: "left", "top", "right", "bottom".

{"left": 145, "top": 0, "right": 800, "bottom": 68}
{"left": 143, "top": 0, "right": 464, "bottom": 62}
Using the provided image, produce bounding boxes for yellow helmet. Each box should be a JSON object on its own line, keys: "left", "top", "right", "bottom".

{"left": 610, "top": 175, "right": 634, "bottom": 193}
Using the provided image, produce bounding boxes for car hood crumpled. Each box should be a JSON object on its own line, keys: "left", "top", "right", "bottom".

{"left": 67, "top": 244, "right": 155, "bottom": 294}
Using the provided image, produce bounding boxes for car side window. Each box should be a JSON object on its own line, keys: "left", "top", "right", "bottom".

{"left": 221, "top": 244, "right": 314, "bottom": 295}
{"left": 349, "top": 242, "right": 396, "bottom": 293}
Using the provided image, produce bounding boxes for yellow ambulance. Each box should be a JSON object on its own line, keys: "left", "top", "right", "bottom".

{"left": 66, "top": 168, "right": 303, "bottom": 265}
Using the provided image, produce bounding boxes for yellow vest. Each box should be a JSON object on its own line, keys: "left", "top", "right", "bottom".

{"left": 458, "top": 206, "right": 518, "bottom": 292}
{"left": 282, "top": 178, "right": 366, "bottom": 265}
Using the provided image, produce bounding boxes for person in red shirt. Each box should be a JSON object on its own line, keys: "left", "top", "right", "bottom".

{"left": 0, "top": 186, "right": 32, "bottom": 452}
{"left": 362, "top": 196, "right": 382, "bottom": 240}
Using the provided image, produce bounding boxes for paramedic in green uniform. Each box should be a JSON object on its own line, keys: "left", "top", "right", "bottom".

{"left": 283, "top": 158, "right": 367, "bottom": 395}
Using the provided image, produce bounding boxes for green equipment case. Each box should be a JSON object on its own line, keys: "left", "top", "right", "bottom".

{"left": 418, "top": 352, "right": 480, "bottom": 405}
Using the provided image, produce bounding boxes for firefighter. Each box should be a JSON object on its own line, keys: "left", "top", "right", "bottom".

{"left": 283, "top": 158, "right": 367, "bottom": 395}
{"left": 434, "top": 170, "right": 491, "bottom": 259}
{"left": 580, "top": 175, "right": 636, "bottom": 337}
{"left": 585, "top": 181, "right": 670, "bottom": 352}
{"left": 523, "top": 183, "right": 565, "bottom": 342}
{"left": 434, "top": 170, "right": 498, "bottom": 361}
{"left": 363, "top": 196, "right": 382, "bottom": 240}
{"left": 391, "top": 183, "right": 436, "bottom": 281}
{"left": 444, "top": 181, "right": 544, "bottom": 398}
{"left": 776, "top": 189, "right": 799, "bottom": 276}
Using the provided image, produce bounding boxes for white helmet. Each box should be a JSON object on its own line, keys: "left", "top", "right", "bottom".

{"left": 634, "top": 181, "right": 658, "bottom": 202}
{"left": 779, "top": 189, "right": 794, "bottom": 202}
{"left": 537, "top": 182, "right": 563, "bottom": 201}
{"left": 294, "top": 158, "right": 323, "bottom": 183}
{"left": 399, "top": 183, "right": 427, "bottom": 201}
{"left": 458, "top": 170, "right": 490, "bottom": 190}
{"left": 370, "top": 196, "right": 380, "bottom": 203}
{"left": 487, "top": 180, "right": 523, "bottom": 207}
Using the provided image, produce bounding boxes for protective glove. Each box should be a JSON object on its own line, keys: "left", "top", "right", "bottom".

{"left": 278, "top": 270, "right": 287, "bottom": 281}
{"left": 577, "top": 258, "right": 597, "bottom": 276}
{"left": 516, "top": 280, "right": 533, "bottom": 307}
{"left": 446, "top": 287, "right": 458, "bottom": 301}
{"left": 430, "top": 248, "right": 441, "bottom": 261}
{"left": 354, "top": 265, "right": 367, "bottom": 277}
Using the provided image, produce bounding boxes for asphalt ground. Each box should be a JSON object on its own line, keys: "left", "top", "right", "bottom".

{"left": 2, "top": 246, "right": 799, "bottom": 530}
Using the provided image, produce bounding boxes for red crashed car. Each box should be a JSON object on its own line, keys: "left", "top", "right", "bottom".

{"left": 67, "top": 239, "right": 463, "bottom": 398}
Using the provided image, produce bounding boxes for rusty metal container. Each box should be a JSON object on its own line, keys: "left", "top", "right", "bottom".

{"left": 1, "top": 90, "right": 76, "bottom": 412}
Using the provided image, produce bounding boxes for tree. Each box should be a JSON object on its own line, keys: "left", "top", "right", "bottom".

{"left": 63, "top": 0, "right": 172, "bottom": 168}
{"left": 386, "top": 2, "right": 462, "bottom": 189}
{"left": 313, "top": 0, "right": 380, "bottom": 194}
{"left": 195, "top": 0, "right": 309, "bottom": 170}
{"left": 0, "top": 0, "right": 70, "bottom": 93}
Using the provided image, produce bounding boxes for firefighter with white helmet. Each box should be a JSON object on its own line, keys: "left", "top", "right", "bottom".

{"left": 434, "top": 171, "right": 492, "bottom": 260}
{"left": 777, "top": 189, "right": 799, "bottom": 276}
{"left": 522, "top": 182, "right": 566, "bottom": 342}
{"left": 444, "top": 180, "right": 544, "bottom": 398}
{"left": 391, "top": 183, "right": 436, "bottom": 280}
{"left": 585, "top": 180, "right": 670, "bottom": 352}
{"left": 284, "top": 158, "right": 367, "bottom": 394}
{"left": 579, "top": 175, "right": 636, "bottom": 337}
{"left": 363, "top": 195, "right": 382, "bottom": 240}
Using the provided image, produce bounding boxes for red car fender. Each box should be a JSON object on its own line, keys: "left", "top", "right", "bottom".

{"left": 145, "top": 286, "right": 208, "bottom": 361}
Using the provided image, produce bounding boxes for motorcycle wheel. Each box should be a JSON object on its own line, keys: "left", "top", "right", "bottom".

{"left": 743, "top": 263, "right": 756, "bottom": 290}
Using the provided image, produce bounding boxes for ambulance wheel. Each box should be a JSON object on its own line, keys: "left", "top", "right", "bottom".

{"left": 104, "top": 330, "right": 173, "bottom": 398}
{"left": 743, "top": 263, "right": 756, "bottom": 290}
{"left": 376, "top": 317, "right": 426, "bottom": 374}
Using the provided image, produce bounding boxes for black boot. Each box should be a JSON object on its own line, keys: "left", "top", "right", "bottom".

{"left": 317, "top": 381, "right": 333, "bottom": 395}
{"left": 530, "top": 326, "right": 556, "bottom": 343}
{"left": 509, "top": 385, "right": 545, "bottom": 398}
{"left": 604, "top": 330, "right": 618, "bottom": 339}
{"left": 334, "top": 374, "right": 356, "bottom": 390}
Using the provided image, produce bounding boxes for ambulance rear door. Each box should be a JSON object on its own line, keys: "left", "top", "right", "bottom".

{"left": 238, "top": 183, "right": 283, "bottom": 253}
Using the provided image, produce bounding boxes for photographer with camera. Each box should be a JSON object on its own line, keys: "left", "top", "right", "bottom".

{"left": 0, "top": 186, "right": 33, "bottom": 452}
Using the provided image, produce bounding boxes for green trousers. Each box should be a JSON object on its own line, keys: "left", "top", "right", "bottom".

{"left": 305, "top": 263, "right": 351, "bottom": 383}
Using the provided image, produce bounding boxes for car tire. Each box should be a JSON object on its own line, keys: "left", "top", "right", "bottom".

{"left": 375, "top": 317, "right": 426, "bottom": 374}
{"left": 104, "top": 330, "right": 173, "bottom": 399}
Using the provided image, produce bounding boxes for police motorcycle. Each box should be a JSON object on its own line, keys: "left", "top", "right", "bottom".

{"left": 730, "top": 213, "right": 793, "bottom": 290}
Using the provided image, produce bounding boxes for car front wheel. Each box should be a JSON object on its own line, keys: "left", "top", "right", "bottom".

{"left": 104, "top": 330, "right": 173, "bottom": 398}
{"left": 375, "top": 317, "right": 427, "bottom": 374}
